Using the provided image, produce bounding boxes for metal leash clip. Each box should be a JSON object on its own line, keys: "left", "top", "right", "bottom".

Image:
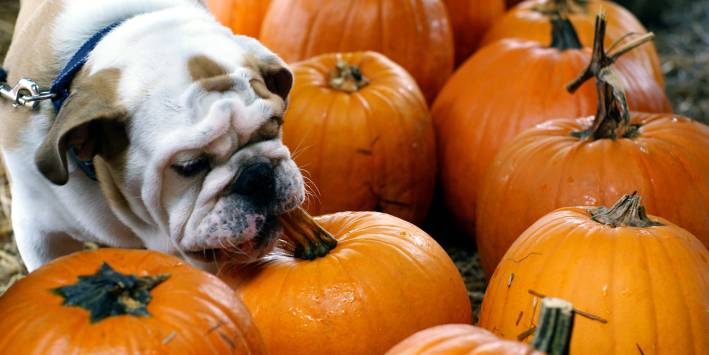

{"left": 0, "top": 77, "right": 55, "bottom": 110}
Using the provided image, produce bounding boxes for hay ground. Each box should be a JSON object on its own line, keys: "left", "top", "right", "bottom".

{"left": 0, "top": 0, "right": 707, "bottom": 319}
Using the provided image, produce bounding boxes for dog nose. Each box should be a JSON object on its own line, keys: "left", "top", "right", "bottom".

{"left": 228, "top": 162, "right": 276, "bottom": 205}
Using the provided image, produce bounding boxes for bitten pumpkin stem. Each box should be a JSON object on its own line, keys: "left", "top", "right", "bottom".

{"left": 52, "top": 263, "right": 169, "bottom": 323}
{"left": 330, "top": 58, "right": 370, "bottom": 93}
{"left": 277, "top": 207, "right": 338, "bottom": 260}
{"left": 531, "top": 298, "right": 575, "bottom": 355}
{"left": 591, "top": 192, "right": 663, "bottom": 228}
{"left": 566, "top": 13, "right": 655, "bottom": 140}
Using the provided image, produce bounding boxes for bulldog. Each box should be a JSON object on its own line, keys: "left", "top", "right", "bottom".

{"left": 0, "top": 0, "right": 305, "bottom": 271}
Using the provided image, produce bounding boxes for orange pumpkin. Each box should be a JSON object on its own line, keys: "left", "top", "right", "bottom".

{"left": 481, "top": 0, "right": 664, "bottom": 86}
{"left": 0, "top": 249, "right": 265, "bottom": 354}
{"left": 433, "top": 14, "right": 671, "bottom": 237}
{"left": 386, "top": 298, "right": 576, "bottom": 355}
{"left": 476, "top": 15, "right": 708, "bottom": 273}
{"left": 219, "top": 208, "right": 472, "bottom": 355}
{"left": 205, "top": 0, "right": 271, "bottom": 38}
{"left": 259, "top": 0, "right": 454, "bottom": 102}
{"left": 479, "top": 193, "right": 709, "bottom": 354}
{"left": 283, "top": 52, "right": 435, "bottom": 223}
{"left": 442, "top": 0, "right": 506, "bottom": 65}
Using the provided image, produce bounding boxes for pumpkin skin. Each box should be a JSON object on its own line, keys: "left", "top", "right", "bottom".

{"left": 385, "top": 324, "right": 543, "bottom": 355}
{"left": 442, "top": 0, "right": 506, "bottom": 65}
{"left": 478, "top": 202, "right": 709, "bottom": 355}
{"left": 205, "top": 0, "right": 271, "bottom": 38}
{"left": 481, "top": 0, "right": 664, "bottom": 86}
{"left": 283, "top": 52, "right": 435, "bottom": 223}
{"left": 476, "top": 113, "right": 709, "bottom": 274}
{"left": 259, "top": 0, "right": 454, "bottom": 102}
{"left": 0, "top": 249, "right": 265, "bottom": 354}
{"left": 219, "top": 212, "right": 472, "bottom": 355}
{"left": 433, "top": 38, "right": 671, "bottom": 237}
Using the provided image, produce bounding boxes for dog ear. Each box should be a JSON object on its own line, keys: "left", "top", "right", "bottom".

{"left": 233, "top": 35, "right": 293, "bottom": 101}
{"left": 35, "top": 69, "right": 129, "bottom": 185}
{"left": 261, "top": 63, "right": 293, "bottom": 102}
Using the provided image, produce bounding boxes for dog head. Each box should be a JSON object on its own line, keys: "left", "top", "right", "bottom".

{"left": 34, "top": 6, "right": 304, "bottom": 265}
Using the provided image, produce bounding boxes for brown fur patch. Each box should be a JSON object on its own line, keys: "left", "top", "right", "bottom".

{"left": 1, "top": 0, "right": 66, "bottom": 149}
{"left": 188, "top": 55, "right": 236, "bottom": 92}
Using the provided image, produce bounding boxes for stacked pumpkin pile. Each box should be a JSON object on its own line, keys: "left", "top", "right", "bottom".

{"left": 0, "top": 0, "right": 706, "bottom": 354}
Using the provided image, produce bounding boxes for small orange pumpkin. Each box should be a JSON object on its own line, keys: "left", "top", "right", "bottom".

{"left": 205, "top": 0, "right": 272, "bottom": 38}
{"left": 283, "top": 52, "right": 436, "bottom": 223}
{"left": 0, "top": 249, "right": 265, "bottom": 354}
{"left": 433, "top": 13, "right": 670, "bottom": 237}
{"left": 387, "top": 298, "right": 576, "bottom": 355}
{"left": 259, "top": 0, "right": 454, "bottom": 102}
{"left": 219, "top": 208, "right": 472, "bottom": 355}
{"left": 479, "top": 193, "right": 709, "bottom": 354}
{"left": 442, "top": 0, "right": 506, "bottom": 65}
{"left": 476, "top": 15, "right": 709, "bottom": 273}
{"left": 481, "top": 0, "right": 664, "bottom": 86}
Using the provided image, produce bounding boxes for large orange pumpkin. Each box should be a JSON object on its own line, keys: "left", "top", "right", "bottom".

{"left": 433, "top": 14, "right": 670, "bottom": 237}
{"left": 259, "top": 0, "right": 454, "bottom": 102}
{"left": 0, "top": 249, "right": 265, "bottom": 354}
{"left": 219, "top": 208, "right": 472, "bottom": 355}
{"left": 475, "top": 15, "right": 709, "bottom": 273}
{"left": 387, "top": 298, "right": 575, "bottom": 355}
{"left": 481, "top": 0, "right": 664, "bottom": 86}
{"left": 442, "top": 0, "right": 506, "bottom": 65}
{"left": 205, "top": 0, "right": 271, "bottom": 38}
{"left": 283, "top": 52, "right": 435, "bottom": 223}
{"left": 479, "top": 193, "right": 709, "bottom": 354}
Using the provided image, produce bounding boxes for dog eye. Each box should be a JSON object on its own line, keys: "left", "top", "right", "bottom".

{"left": 172, "top": 156, "right": 210, "bottom": 177}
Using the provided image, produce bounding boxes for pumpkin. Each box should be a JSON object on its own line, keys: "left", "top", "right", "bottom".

{"left": 219, "top": 207, "right": 472, "bottom": 355}
{"left": 481, "top": 0, "right": 664, "bottom": 86}
{"left": 205, "top": 0, "right": 271, "bottom": 38}
{"left": 475, "top": 15, "right": 709, "bottom": 273}
{"left": 259, "top": 0, "right": 454, "bottom": 102}
{"left": 442, "top": 0, "right": 506, "bottom": 65}
{"left": 386, "top": 298, "right": 576, "bottom": 355}
{"left": 433, "top": 13, "right": 671, "bottom": 237}
{"left": 283, "top": 52, "right": 436, "bottom": 223}
{"left": 0, "top": 248, "right": 265, "bottom": 354}
{"left": 479, "top": 193, "right": 709, "bottom": 354}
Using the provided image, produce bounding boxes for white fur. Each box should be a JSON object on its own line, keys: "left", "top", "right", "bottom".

{"left": 3, "top": 0, "right": 303, "bottom": 271}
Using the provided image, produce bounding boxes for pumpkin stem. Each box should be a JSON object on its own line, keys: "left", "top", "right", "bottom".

{"left": 277, "top": 207, "right": 338, "bottom": 260}
{"left": 531, "top": 298, "right": 575, "bottom": 355}
{"left": 549, "top": 14, "right": 583, "bottom": 50}
{"left": 329, "top": 57, "right": 369, "bottom": 93}
{"left": 566, "top": 13, "right": 655, "bottom": 140}
{"left": 590, "top": 192, "right": 663, "bottom": 228}
{"left": 52, "top": 263, "right": 169, "bottom": 323}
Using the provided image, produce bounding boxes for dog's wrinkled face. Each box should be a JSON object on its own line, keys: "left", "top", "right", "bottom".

{"left": 35, "top": 7, "right": 304, "bottom": 264}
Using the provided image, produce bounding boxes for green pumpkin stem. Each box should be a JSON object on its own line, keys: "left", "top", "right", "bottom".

{"left": 330, "top": 58, "right": 369, "bottom": 93}
{"left": 53, "top": 263, "right": 169, "bottom": 323}
{"left": 590, "top": 192, "right": 663, "bottom": 228}
{"left": 277, "top": 207, "right": 338, "bottom": 260}
{"left": 531, "top": 298, "right": 575, "bottom": 355}
{"left": 567, "top": 13, "right": 655, "bottom": 140}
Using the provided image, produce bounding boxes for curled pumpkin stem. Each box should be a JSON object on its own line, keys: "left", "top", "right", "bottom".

{"left": 566, "top": 12, "right": 655, "bottom": 140}
{"left": 329, "top": 57, "right": 369, "bottom": 93}
{"left": 590, "top": 192, "right": 663, "bottom": 228}
{"left": 277, "top": 207, "right": 338, "bottom": 260}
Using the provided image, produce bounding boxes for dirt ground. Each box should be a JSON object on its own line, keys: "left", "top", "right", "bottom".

{"left": 0, "top": 0, "right": 707, "bottom": 318}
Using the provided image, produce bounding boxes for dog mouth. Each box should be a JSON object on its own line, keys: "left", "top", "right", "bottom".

{"left": 185, "top": 214, "right": 280, "bottom": 263}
